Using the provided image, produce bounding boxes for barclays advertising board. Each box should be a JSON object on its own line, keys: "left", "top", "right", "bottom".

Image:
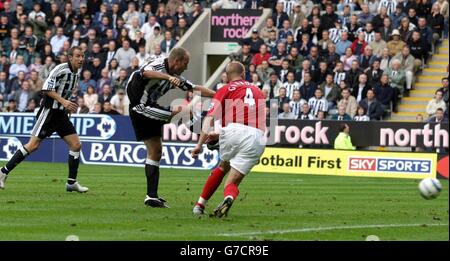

{"left": 79, "top": 141, "right": 219, "bottom": 169}
{"left": 0, "top": 136, "right": 219, "bottom": 170}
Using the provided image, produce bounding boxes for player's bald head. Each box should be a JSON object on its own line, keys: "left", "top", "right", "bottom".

{"left": 168, "top": 47, "right": 190, "bottom": 75}
{"left": 168, "top": 47, "right": 190, "bottom": 62}
{"left": 225, "top": 61, "right": 245, "bottom": 80}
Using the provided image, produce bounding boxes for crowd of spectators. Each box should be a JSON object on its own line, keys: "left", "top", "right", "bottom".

{"left": 0, "top": 0, "right": 448, "bottom": 123}
{"left": 219, "top": 0, "right": 449, "bottom": 122}
{"left": 0, "top": 0, "right": 205, "bottom": 115}
{"left": 424, "top": 76, "right": 448, "bottom": 122}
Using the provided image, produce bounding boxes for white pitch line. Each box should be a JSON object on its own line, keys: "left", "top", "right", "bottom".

{"left": 217, "top": 223, "right": 449, "bottom": 237}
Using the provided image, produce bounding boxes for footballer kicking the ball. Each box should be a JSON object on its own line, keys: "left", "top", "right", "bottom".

{"left": 126, "top": 47, "right": 215, "bottom": 208}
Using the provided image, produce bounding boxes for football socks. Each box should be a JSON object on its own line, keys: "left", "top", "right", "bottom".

{"left": 67, "top": 151, "right": 80, "bottom": 184}
{"left": 1, "top": 147, "right": 29, "bottom": 175}
{"left": 145, "top": 158, "right": 160, "bottom": 198}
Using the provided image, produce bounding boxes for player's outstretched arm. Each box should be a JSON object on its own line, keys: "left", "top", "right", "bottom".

{"left": 142, "top": 70, "right": 182, "bottom": 87}
{"left": 43, "top": 90, "right": 78, "bottom": 113}
{"left": 192, "top": 86, "right": 215, "bottom": 97}
{"left": 191, "top": 115, "right": 214, "bottom": 158}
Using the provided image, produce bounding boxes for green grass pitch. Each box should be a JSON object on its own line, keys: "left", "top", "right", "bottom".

{"left": 0, "top": 161, "right": 448, "bottom": 241}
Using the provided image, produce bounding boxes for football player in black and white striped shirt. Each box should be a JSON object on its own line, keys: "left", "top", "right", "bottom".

{"left": 126, "top": 47, "right": 215, "bottom": 208}
{"left": 328, "top": 19, "right": 348, "bottom": 44}
{"left": 0, "top": 47, "right": 88, "bottom": 193}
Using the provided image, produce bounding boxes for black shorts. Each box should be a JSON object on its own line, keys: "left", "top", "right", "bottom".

{"left": 31, "top": 108, "right": 77, "bottom": 139}
{"left": 129, "top": 110, "right": 164, "bottom": 141}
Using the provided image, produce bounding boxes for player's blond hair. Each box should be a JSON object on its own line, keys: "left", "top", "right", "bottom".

{"left": 68, "top": 46, "right": 83, "bottom": 57}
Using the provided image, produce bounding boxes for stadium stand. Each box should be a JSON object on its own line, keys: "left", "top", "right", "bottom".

{"left": 0, "top": 0, "right": 204, "bottom": 115}
{"left": 202, "top": 0, "right": 449, "bottom": 123}
{"left": 0, "top": 0, "right": 448, "bottom": 124}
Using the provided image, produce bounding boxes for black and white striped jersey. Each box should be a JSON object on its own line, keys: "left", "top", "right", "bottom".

{"left": 278, "top": 0, "right": 298, "bottom": 16}
{"left": 41, "top": 63, "right": 80, "bottom": 110}
{"left": 334, "top": 71, "right": 346, "bottom": 85}
{"left": 289, "top": 99, "right": 306, "bottom": 118}
{"left": 356, "top": 28, "right": 376, "bottom": 44}
{"left": 126, "top": 57, "right": 194, "bottom": 111}
{"left": 308, "top": 97, "right": 328, "bottom": 116}
{"left": 126, "top": 58, "right": 171, "bottom": 109}
{"left": 378, "top": 0, "right": 397, "bottom": 16}
{"left": 283, "top": 81, "right": 300, "bottom": 100}
{"left": 328, "top": 26, "right": 348, "bottom": 44}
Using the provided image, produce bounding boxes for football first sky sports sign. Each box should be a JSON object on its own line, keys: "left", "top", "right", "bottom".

{"left": 252, "top": 148, "right": 437, "bottom": 179}
{"left": 211, "top": 9, "right": 262, "bottom": 42}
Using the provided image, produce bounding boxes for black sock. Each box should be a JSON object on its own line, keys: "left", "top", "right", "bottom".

{"left": 145, "top": 159, "right": 160, "bottom": 198}
{"left": 2, "top": 147, "right": 29, "bottom": 175}
{"left": 68, "top": 151, "right": 80, "bottom": 184}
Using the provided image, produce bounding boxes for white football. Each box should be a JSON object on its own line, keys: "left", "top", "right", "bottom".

{"left": 418, "top": 178, "right": 442, "bottom": 200}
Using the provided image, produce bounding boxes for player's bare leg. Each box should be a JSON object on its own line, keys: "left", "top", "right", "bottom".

{"left": 213, "top": 167, "right": 245, "bottom": 218}
{"left": 63, "top": 134, "right": 88, "bottom": 193}
{"left": 193, "top": 161, "right": 231, "bottom": 215}
{"left": 143, "top": 137, "right": 169, "bottom": 208}
{"left": 0, "top": 137, "right": 41, "bottom": 189}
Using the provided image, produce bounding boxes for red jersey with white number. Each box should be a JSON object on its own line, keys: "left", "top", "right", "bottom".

{"left": 207, "top": 80, "right": 266, "bottom": 132}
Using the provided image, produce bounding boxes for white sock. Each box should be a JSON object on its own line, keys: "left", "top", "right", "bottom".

{"left": 225, "top": 195, "right": 234, "bottom": 201}
{"left": 197, "top": 197, "right": 207, "bottom": 207}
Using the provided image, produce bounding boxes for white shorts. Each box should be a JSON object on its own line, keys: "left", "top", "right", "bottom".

{"left": 219, "top": 123, "right": 266, "bottom": 175}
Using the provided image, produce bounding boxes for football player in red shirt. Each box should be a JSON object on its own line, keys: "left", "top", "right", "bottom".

{"left": 191, "top": 61, "right": 266, "bottom": 217}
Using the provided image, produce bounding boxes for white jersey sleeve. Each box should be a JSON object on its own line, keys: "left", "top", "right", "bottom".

{"left": 41, "top": 64, "right": 69, "bottom": 92}
{"left": 141, "top": 58, "right": 166, "bottom": 72}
